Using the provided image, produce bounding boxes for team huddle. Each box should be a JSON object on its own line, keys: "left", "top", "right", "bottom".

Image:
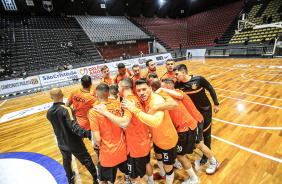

{"left": 47, "top": 59, "right": 220, "bottom": 184}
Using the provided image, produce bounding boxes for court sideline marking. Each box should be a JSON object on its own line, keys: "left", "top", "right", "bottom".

{"left": 212, "top": 135, "right": 282, "bottom": 163}
{"left": 213, "top": 88, "right": 282, "bottom": 101}
{"left": 202, "top": 60, "right": 282, "bottom": 72}
{"left": 214, "top": 94, "right": 282, "bottom": 109}
{"left": 241, "top": 73, "right": 282, "bottom": 84}
{"left": 0, "top": 100, "right": 7, "bottom": 107}
{"left": 207, "top": 69, "right": 233, "bottom": 79}
{"left": 213, "top": 118, "right": 282, "bottom": 130}
{"left": 72, "top": 155, "right": 82, "bottom": 184}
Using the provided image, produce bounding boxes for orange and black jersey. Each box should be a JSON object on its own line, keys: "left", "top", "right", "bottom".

{"left": 175, "top": 75, "right": 219, "bottom": 113}
{"left": 159, "top": 72, "right": 177, "bottom": 82}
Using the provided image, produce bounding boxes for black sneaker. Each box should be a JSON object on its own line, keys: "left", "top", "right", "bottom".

{"left": 200, "top": 156, "right": 208, "bottom": 165}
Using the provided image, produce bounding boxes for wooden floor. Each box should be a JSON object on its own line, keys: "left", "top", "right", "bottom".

{"left": 0, "top": 58, "right": 282, "bottom": 184}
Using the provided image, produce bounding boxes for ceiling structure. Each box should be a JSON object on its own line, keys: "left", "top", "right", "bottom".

{"left": 0, "top": 0, "right": 242, "bottom": 18}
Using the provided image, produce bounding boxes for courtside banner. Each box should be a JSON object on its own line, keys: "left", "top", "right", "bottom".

{"left": 39, "top": 69, "right": 79, "bottom": 86}
{"left": 0, "top": 76, "right": 41, "bottom": 95}
{"left": 134, "top": 53, "right": 172, "bottom": 68}
{"left": 76, "top": 63, "right": 107, "bottom": 83}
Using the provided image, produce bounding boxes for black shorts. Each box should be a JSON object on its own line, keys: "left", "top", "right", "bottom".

{"left": 195, "top": 121, "right": 204, "bottom": 144}
{"left": 153, "top": 143, "right": 177, "bottom": 165}
{"left": 97, "top": 160, "right": 128, "bottom": 183}
{"left": 177, "top": 129, "right": 197, "bottom": 155}
{"left": 127, "top": 152, "right": 150, "bottom": 179}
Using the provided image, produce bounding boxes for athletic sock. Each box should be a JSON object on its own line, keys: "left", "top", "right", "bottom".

{"left": 209, "top": 156, "right": 216, "bottom": 164}
{"left": 186, "top": 167, "right": 198, "bottom": 180}
{"left": 147, "top": 175, "right": 154, "bottom": 184}
{"left": 156, "top": 159, "right": 165, "bottom": 177}
{"left": 166, "top": 170, "right": 174, "bottom": 184}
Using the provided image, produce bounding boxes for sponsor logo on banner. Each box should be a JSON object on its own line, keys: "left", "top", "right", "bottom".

{"left": 39, "top": 70, "right": 78, "bottom": 86}
{"left": 42, "top": 0, "right": 53, "bottom": 12}
{"left": 155, "top": 56, "right": 164, "bottom": 61}
{"left": 0, "top": 76, "right": 41, "bottom": 95}
{"left": 138, "top": 58, "right": 146, "bottom": 64}
{"left": 31, "top": 78, "right": 39, "bottom": 84}
{"left": 79, "top": 65, "right": 106, "bottom": 76}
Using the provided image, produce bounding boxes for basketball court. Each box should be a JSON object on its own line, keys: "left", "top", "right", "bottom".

{"left": 0, "top": 58, "right": 281, "bottom": 184}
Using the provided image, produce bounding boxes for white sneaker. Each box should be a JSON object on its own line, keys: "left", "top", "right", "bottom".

{"left": 182, "top": 177, "right": 200, "bottom": 184}
{"left": 206, "top": 160, "right": 220, "bottom": 174}
{"left": 173, "top": 159, "right": 183, "bottom": 169}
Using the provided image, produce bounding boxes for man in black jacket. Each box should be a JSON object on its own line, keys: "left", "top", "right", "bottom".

{"left": 47, "top": 87, "right": 98, "bottom": 184}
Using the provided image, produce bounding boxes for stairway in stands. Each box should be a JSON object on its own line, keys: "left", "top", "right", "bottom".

{"left": 127, "top": 17, "right": 173, "bottom": 52}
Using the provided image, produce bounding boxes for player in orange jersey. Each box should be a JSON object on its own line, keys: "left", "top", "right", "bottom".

{"left": 148, "top": 73, "right": 158, "bottom": 81}
{"left": 66, "top": 75, "right": 97, "bottom": 130}
{"left": 113, "top": 63, "right": 132, "bottom": 84}
{"left": 89, "top": 84, "right": 128, "bottom": 184}
{"left": 122, "top": 78, "right": 178, "bottom": 184}
{"left": 93, "top": 66, "right": 113, "bottom": 96}
{"left": 94, "top": 77, "right": 153, "bottom": 184}
{"left": 151, "top": 79, "right": 200, "bottom": 184}
{"left": 100, "top": 66, "right": 113, "bottom": 85}
{"left": 131, "top": 64, "right": 142, "bottom": 94}
{"left": 143, "top": 59, "right": 156, "bottom": 81}
{"left": 159, "top": 59, "right": 177, "bottom": 82}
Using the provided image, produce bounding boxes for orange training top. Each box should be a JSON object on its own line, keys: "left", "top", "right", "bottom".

{"left": 159, "top": 72, "right": 177, "bottom": 83}
{"left": 93, "top": 77, "right": 113, "bottom": 96}
{"left": 175, "top": 89, "right": 204, "bottom": 123}
{"left": 89, "top": 101, "right": 127, "bottom": 167}
{"left": 124, "top": 94, "right": 151, "bottom": 158}
{"left": 159, "top": 91, "right": 197, "bottom": 131}
{"left": 114, "top": 68, "right": 131, "bottom": 84}
{"left": 68, "top": 89, "right": 97, "bottom": 130}
{"left": 130, "top": 92, "right": 178, "bottom": 150}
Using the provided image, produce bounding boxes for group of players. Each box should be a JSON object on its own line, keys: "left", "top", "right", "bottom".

{"left": 47, "top": 59, "right": 220, "bottom": 184}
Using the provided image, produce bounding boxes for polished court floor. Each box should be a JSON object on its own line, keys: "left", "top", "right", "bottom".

{"left": 0, "top": 58, "right": 281, "bottom": 184}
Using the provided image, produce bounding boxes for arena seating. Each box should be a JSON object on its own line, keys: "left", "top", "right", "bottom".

{"left": 74, "top": 16, "right": 151, "bottom": 43}
{"left": 132, "top": 1, "right": 244, "bottom": 49}
{"left": 97, "top": 42, "right": 149, "bottom": 60}
{"left": 0, "top": 14, "right": 104, "bottom": 79}
{"left": 229, "top": 0, "right": 282, "bottom": 44}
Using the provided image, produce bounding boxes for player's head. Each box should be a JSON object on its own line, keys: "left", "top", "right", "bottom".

{"left": 81, "top": 75, "right": 92, "bottom": 89}
{"left": 118, "top": 63, "right": 126, "bottom": 75}
{"left": 132, "top": 64, "right": 141, "bottom": 77}
{"left": 146, "top": 59, "right": 156, "bottom": 72}
{"left": 148, "top": 73, "right": 158, "bottom": 82}
{"left": 50, "top": 87, "right": 64, "bottom": 102}
{"left": 150, "top": 78, "right": 161, "bottom": 92}
{"left": 135, "top": 78, "right": 151, "bottom": 102}
{"left": 96, "top": 83, "right": 109, "bottom": 101}
{"left": 166, "top": 59, "right": 175, "bottom": 72}
{"left": 101, "top": 66, "right": 110, "bottom": 78}
{"left": 119, "top": 77, "right": 133, "bottom": 97}
{"left": 163, "top": 78, "right": 175, "bottom": 90}
{"left": 173, "top": 64, "right": 188, "bottom": 82}
{"left": 109, "top": 84, "right": 119, "bottom": 99}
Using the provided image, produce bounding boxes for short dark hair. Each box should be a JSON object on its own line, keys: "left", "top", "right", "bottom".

{"left": 120, "top": 77, "right": 133, "bottom": 90}
{"left": 96, "top": 83, "right": 109, "bottom": 98}
{"left": 135, "top": 78, "right": 150, "bottom": 87}
{"left": 173, "top": 64, "right": 188, "bottom": 74}
{"left": 81, "top": 75, "right": 92, "bottom": 88}
{"left": 118, "top": 63, "right": 125, "bottom": 69}
{"left": 150, "top": 78, "right": 161, "bottom": 90}
{"left": 109, "top": 84, "right": 119, "bottom": 96}
{"left": 149, "top": 73, "right": 158, "bottom": 79}
{"left": 163, "top": 78, "right": 175, "bottom": 85}
{"left": 166, "top": 59, "right": 175, "bottom": 64}
{"left": 132, "top": 64, "right": 140, "bottom": 70}
{"left": 146, "top": 59, "right": 154, "bottom": 67}
{"left": 101, "top": 66, "right": 108, "bottom": 72}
